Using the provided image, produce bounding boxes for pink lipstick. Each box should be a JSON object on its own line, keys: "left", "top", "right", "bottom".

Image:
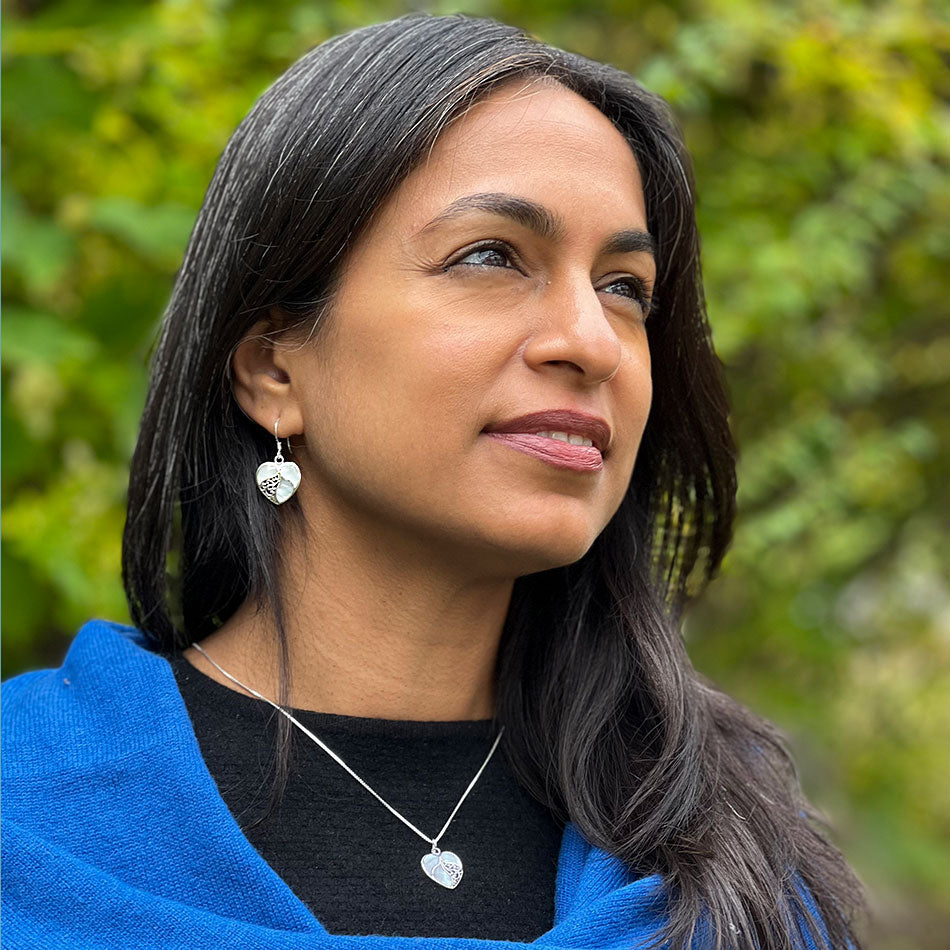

{"left": 482, "top": 410, "right": 611, "bottom": 473}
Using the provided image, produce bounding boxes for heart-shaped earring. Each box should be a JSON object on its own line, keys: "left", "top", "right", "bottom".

{"left": 255, "top": 419, "right": 301, "bottom": 505}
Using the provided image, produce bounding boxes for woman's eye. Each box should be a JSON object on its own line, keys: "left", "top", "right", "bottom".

{"left": 451, "top": 243, "right": 517, "bottom": 270}
{"left": 601, "top": 276, "right": 652, "bottom": 315}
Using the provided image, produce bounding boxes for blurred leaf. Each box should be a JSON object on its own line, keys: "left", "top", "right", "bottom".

{"left": 2, "top": 188, "right": 78, "bottom": 297}
{"left": 1, "top": 307, "right": 99, "bottom": 368}
{"left": 87, "top": 196, "right": 195, "bottom": 267}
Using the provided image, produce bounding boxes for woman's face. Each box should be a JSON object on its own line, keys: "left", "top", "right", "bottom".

{"left": 282, "top": 79, "right": 655, "bottom": 577}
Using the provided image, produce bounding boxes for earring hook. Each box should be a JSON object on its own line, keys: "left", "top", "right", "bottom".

{"left": 273, "top": 419, "right": 283, "bottom": 465}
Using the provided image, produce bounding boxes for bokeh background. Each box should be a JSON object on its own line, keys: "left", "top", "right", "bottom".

{"left": 2, "top": 0, "right": 948, "bottom": 946}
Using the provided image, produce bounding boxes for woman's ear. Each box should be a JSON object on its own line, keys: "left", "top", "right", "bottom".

{"left": 230, "top": 318, "right": 304, "bottom": 437}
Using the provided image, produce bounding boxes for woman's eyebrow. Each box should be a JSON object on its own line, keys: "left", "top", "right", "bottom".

{"left": 415, "top": 191, "right": 654, "bottom": 258}
{"left": 601, "top": 229, "right": 655, "bottom": 257}
{"left": 417, "top": 192, "right": 563, "bottom": 240}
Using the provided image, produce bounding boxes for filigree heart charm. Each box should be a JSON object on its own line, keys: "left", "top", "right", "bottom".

{"left": 421, "top": 848, "right": 463, "bottom": 889}
{"left": 255, "top": 461, "right": 301, "bottom": 505}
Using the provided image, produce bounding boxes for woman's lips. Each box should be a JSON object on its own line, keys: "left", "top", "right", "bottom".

{"left": 484, "top": 432, "right": 604, "bottom": 472}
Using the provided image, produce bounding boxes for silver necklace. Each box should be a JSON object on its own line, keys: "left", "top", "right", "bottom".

{"left": 189, "top": 642, "right": 505, "bottom": 890}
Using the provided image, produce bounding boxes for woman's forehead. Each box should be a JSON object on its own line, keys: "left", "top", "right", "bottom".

{"left": 380, "top": 81, "right": 647, "bottom": 235}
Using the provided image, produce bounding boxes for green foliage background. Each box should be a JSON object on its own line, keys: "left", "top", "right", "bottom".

{"left": 3, "top": 0, "right": 948, "bottom": 945}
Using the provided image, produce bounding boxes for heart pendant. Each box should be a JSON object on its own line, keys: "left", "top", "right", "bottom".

{"left": 255, "top": 461, "right": 301, "bottom": 505}
{"left": 421, "top": 848, "right": 463, "bottom": 889}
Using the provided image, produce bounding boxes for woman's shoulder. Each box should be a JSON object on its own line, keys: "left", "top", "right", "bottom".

{"left": 2, "top": 619, "right": 180, "bottom": 778}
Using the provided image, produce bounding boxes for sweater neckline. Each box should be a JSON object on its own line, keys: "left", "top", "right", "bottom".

{"left": 168, "top": 649, "right": 499, "bottom": 741}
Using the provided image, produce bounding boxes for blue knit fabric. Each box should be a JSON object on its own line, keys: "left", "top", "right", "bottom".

{"left": 2, "top": 620, "right": 675, "bottom": 949}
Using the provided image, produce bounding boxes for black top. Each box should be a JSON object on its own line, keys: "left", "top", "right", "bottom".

{"left": 166, "top": 652, "right": 564, "bottom": 939}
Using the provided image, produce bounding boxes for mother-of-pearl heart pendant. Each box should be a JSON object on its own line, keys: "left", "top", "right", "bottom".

{"left": 421, "top": 848, "right": 463, "bottom": 889}
{"left": 255, "top": 461, "right": 301, "bottom": 505}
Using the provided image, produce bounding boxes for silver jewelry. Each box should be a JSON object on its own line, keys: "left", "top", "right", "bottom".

{"left": 255, "top": 419, "right": 301, "bottom": 504}
{"left": 189, "top": 642, "right": 505, "bottom": 890}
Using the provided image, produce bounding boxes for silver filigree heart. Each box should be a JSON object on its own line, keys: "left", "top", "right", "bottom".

{"left": 255, "top": 461, "right": 301, "bottom": 505}
{"left": 421, "top": 849, "right": 463, "bottom": 889}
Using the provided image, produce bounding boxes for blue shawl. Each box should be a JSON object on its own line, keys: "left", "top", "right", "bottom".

{"left": 2, "top": 620, "right": 677, "bottom": 949}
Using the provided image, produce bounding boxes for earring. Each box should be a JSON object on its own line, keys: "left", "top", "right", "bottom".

{"left": 255, "top": 419, "right": 301, "bottom": 505}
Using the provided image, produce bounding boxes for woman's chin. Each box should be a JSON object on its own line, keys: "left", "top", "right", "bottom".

{"left": 470, "top": 518, "right": 603, "bottom": 578}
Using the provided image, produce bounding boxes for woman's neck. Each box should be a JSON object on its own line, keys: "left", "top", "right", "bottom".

{"left": 185, "top": 523, "right": 514, "bottom": 721}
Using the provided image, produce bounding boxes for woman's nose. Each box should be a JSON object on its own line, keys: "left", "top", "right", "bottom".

{"left": 522, "top": 278, "right": 623, "bottom": 384}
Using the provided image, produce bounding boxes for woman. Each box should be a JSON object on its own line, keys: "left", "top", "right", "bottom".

{"left": 1, "top": 13, "right": 863, "bottom": 948}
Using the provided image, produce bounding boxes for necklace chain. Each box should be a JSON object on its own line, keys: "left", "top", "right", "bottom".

{"left": 188, "top": 642, "right": 505, "bottom": 850}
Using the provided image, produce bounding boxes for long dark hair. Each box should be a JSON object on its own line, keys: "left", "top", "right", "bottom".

{"left": 123, "top": 13, "right": 863, "bottom": 949}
